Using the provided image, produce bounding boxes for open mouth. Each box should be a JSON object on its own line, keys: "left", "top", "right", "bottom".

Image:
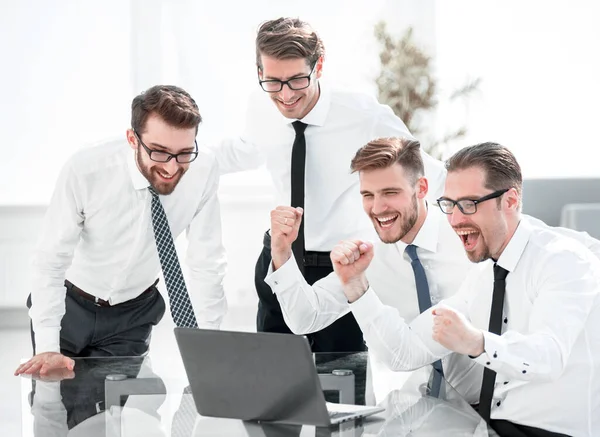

{"left": 456, "top": 229, "right": 480, "bottom": 251}
{"left": 375, "top": 214, "right": 398, "bottom": 229}
{"left": 155, "top": 169, "right": 177, "bottom": 182}
{"left": 277, "top": 96, "right": 301, "bottom": 109}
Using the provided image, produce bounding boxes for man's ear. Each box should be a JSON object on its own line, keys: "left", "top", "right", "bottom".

{"left": 416, "top": 176, "right": 429, "bottom": 200}
{"left": 126, "top": 129, "right": 137, "bottom": 151}
{"left": 314, "top": 56, "right": 324, "bottom": 79}
{"left": 505, "top": 187, "right": 520, "bottom": 211}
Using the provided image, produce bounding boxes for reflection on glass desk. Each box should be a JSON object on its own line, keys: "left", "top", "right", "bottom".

{"left": 19, "top": 352, "right": 491, "bottom": 436}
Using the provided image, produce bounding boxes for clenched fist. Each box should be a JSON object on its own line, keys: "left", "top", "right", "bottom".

{"left": 270, "top": 206, "right": 303, "bottom": 270}
{"left": 330, "top": 240, "right": 374, "bottom": 303}
{"left": 432, "top": 307, "right": 484, "bottom": 357}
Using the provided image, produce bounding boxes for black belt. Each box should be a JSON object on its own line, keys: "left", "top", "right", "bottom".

{"left": 65, "top": 279, "right": 158, "bottom": 307}
{"left": 263, "top": 230, "right": 332, "bottom": 268}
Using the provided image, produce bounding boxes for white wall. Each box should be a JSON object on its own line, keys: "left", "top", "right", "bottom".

{"left": 435, "top": 1, "right": 600, "bottom": 176}
{"left": 0, "top": 1, "right": 132, "bottom": 205}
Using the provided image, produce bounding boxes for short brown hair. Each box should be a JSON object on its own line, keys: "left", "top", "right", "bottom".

{"left": 255, "top": 17, "right": 325, "bottom": 69}
{"left": 446, "top": 142, "right": 523, "bottom": 205}
{"left": 131, "top": 85, "right": 201, "bottom": 134}
{"left": 350, "top": 137, "right": 424, "bottom": 184}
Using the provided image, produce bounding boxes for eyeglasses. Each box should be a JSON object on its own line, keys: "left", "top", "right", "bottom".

{"left": 437, "top": 188, "right": 510, "bottom": 215}
{"left": 258, "top": 62, "right": 316, "bottom": 93}
{"left": 134, "top": 131, "right": 198, "bottom": 164}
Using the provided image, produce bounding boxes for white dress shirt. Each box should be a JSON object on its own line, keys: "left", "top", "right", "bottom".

{"left": 29, "top": 139, "right": 227, "bottom": 354}
{"left": 265, "top": 205, "right": 480, "bottom": 401}
{"left": 212, "top": 82, "right": 447, "bottom": 251}
{"left": 352, "top": 218, "right": 600, "bottom": 436}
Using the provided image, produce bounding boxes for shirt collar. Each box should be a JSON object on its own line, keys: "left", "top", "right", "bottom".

{"left": 395, "top": 203, "right": 441, "bottom": 254}
{"left": 126, "top": 149, "right": 151, "bottom": 190}
{"left": 281, "top": 81, "right": 331, "bottom": 128}
{"left": 496, "top": 217, "right": 531, "bottom": 273}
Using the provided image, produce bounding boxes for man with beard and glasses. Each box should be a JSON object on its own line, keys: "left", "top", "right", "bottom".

{"left": 15, "top": 85, "right": 227, "bottom": 377}
{"left": 312, "top": 142, "right": 598, "bottom": 437}
{"left": 210, "top": 17, "right": 446, "bottom": 353}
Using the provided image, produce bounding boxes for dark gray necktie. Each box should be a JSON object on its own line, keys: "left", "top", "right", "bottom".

{"left": 290, "top": 121, "right": 307, "bottom": 274}
{"left": 148, "top": 187, "right": 198, "bottom": 328}
{"left": 405, "top": 244, "right": 444, "bottom": 398}
{"left": 478, "top": 263, "right": 509, "bottom": 422}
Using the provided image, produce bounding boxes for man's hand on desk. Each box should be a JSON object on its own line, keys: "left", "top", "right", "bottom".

{"left": 29, "top": 367, "right": 75, "bottom": 382}
{"left": 431, "top": 307, "right": 484, "bottom": 357}
{"left": 270, "top": 206, "right": 303, "bottom": 270}
{"left": 330, "top": 240, "right": 373, "bottom": 303}
{"left": 14, "top": 352, "right": 75, "bottom": 377}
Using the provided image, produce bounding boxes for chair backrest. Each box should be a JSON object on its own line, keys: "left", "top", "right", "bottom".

{"left": 560, "top": 203, "right": 600, "bottom": 239}
{"left": 522, "top": 178, "right": 600, "bottom": 226}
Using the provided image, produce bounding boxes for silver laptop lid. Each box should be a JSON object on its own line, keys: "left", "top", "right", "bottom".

{"left": 174, "top": 328, "right": 332, "bottom": 426}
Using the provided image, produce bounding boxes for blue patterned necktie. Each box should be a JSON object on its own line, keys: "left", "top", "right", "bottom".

{"left": 148, "top": 186, "right": 198, "bottom": 328}
{"left": 405, "top": 244, "right": 444, "bottom": 398}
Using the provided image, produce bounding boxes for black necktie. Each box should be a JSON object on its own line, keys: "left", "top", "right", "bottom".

{"left": 479, "top": 263, "right": 509, "bottom": 422}
{"left": 290, "top": 121, "right": 308, "bottom": 274}
{"left": 405, "top": 244, "right": 444, "bottom": 398}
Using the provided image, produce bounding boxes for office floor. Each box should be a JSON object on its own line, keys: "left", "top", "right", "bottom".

{"left": 0, "top": 305, "right": 256, "bottom": 435}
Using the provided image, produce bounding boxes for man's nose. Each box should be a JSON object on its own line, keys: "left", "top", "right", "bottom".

{"left": 448, "top": 205, "right": 467, "bottom": 227}
{"left": 372, "top": 195, "right": 388, "bottom": 215}
{"left": 163, "top": 157, "right": 179, "bottom": 174}
{"left": 279, "top": 84, "right": 295, "bottom": 101}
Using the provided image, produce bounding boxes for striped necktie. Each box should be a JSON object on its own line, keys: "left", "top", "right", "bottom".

{"left": 148, "top": 187, "right": 198, "bottom": 328}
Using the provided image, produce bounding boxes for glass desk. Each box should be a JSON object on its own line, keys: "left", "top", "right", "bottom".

{"left": 19, "top": 352, "right": 490, "bottom": 436}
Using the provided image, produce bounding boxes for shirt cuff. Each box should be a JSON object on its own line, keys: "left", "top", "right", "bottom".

{"left": 34, "top": 381, "right": 63, "bottom": 403}
{"left": 349, "top": 287, "right": 385, "bottom": 325}
{"left": 472, "top": 331, "right": 506, "bottom": 371}
{"left": 264, "top": 254, "right": 304, "bottom": 294}
{"left": 34, "top": 328, "right": 61, "bottom": 354}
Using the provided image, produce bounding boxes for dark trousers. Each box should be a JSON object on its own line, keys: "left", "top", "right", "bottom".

{"left": 27, "top": 281, "right": 165, "bottom": 429}
{"left": 255, "top": 231, "right": 365, "bottom": 353}
{"left": 28, "top": 280, "right": 166, "bottom": 357}
{"left": 490, "top": 420, "right": 571, "bottom": 437}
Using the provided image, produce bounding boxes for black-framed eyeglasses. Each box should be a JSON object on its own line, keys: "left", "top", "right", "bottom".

{"left": 258, "top": 61, "right": 317, "bottom": 93}
{"left": 134, "top": 131, "right": 198, "bottom": 164}
{"left": 436, "top": 188, "right": 510, "bottom": 215}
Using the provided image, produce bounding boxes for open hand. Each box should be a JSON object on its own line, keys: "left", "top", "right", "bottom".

{"left": 15, "top": 352, "right": 75, "bottom": 377}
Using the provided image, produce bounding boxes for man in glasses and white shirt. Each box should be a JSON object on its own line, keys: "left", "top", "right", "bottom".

{"left": 211, "top": 17, "right": 446, "bottom": 353}
{"left": 16, "top": 85, "right": 227, "bottom": 376}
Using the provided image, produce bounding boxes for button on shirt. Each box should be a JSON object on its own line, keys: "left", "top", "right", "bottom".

{"left": 29, "top": 139, "right": 227, "bottom": 354}
{"left": 212, "top": 83, "right": 447, "bottom": 251}
{"left": 265, "top": 205, "right": 479, "bottom": 400}
{"left": 351, "top": 219, "right": 600, "bottom": 436}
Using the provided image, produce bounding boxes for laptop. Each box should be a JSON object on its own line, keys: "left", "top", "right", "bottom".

{"left": 174, "top": 328, "right": 384, "bottom": 426}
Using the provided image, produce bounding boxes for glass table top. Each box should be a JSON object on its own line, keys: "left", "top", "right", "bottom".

{"left": 18, "top": 351, "right": 490, "bottom": 436}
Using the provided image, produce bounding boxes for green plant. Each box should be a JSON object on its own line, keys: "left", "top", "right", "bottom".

{"left": 374, "top": 21, "right": 480, "bottom": 159}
